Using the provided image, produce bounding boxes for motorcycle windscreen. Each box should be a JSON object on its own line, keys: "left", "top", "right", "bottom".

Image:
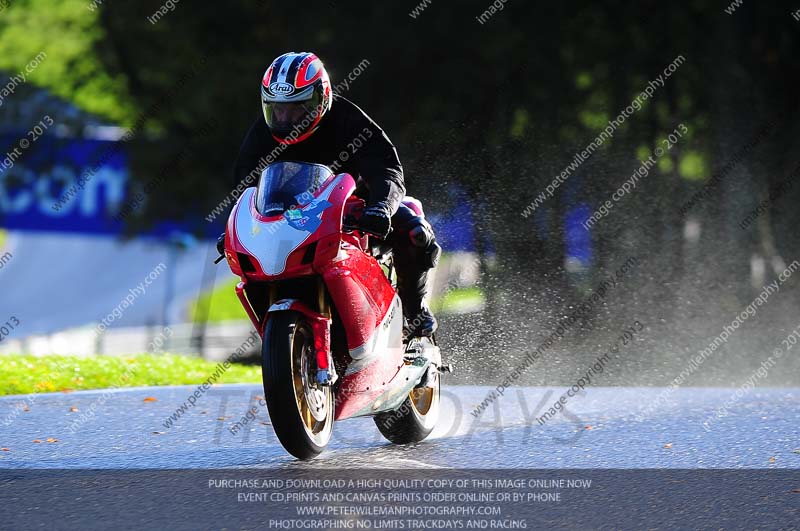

{"left": 255, "top": 161, "right": 334, "bottom": 216}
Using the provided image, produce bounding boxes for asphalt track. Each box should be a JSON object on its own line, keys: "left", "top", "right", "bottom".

{"left": 1, "top": 385, "right": 799, "bottom": 530}
{"left": 2, "top": 384, "right": 797, "bottom": 469}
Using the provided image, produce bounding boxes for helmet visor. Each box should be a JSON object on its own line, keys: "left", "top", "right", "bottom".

{"left": 262, "top": 90, "right": 323, "bottom": 139}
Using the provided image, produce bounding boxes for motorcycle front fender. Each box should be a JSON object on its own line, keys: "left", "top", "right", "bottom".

{"left": 267, "top": 299, "right": 333, "bottom": 377}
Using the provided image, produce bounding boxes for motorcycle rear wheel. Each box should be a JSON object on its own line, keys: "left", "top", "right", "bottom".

{"left": 374, "top": 340, "right": 441, "bottom": 444}
{"left": 262, "top": 311, "right": 333, "bottom": 459}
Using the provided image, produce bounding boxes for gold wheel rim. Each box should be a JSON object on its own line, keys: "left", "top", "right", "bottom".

{"left": 409, "top": 384, "right": 435, "bottom": 416}
{"left": 291, "top": 325, "right": 331, "bottom": 438}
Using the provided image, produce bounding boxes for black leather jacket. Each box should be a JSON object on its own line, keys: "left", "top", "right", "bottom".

{"left": 232, "top": 95, "right": 405, "bottom": 217}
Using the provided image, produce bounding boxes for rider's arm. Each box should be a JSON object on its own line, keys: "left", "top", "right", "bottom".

{"left": 344, "top": 100, "right": 406, "bottom": 217}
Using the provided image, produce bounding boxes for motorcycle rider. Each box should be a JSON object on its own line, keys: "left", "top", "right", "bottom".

{"left": 225, "top": 52, "right": 440, "bottom": 336}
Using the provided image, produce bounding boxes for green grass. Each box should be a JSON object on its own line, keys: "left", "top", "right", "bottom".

{"left": 189, "top": 277, "right": 247, "bottom": 323}
{"left": 433, "top": 286, "right": 485, "bottom": 314}
{"left": 0, "top": 354, "right": 261, "bottom": 396}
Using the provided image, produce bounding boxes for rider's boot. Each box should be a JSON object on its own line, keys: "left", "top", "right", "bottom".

{"left": 390, "top": 199, "right": 442, "bottom": 338}
{"left": 398, "top": 270, "right": 438, "bottom": 337}
{"left": 394, "top": 223, "right": 441, "bottom": 338}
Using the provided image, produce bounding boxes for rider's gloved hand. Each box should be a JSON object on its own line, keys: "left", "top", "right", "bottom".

{"left": 216, "top": 233, "right": 226, "bottom": 256}
{"left": 357, "top": 206, "right": 392, "bottom": 239}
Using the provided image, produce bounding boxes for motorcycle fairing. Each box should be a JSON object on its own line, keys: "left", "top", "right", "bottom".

{"left": 225, "top": 169, "right": 436, "bottom": 421}
{"left": 336, "top": 341, "right": 440, "bottom": 419}
{"left": 344, "top": 293, "right": 403, "bottom": 375}
{"left": 233, "top": 181, "right": 338, "bottom": 276}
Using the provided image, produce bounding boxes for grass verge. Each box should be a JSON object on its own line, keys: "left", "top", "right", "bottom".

{"left": 0, "top": 354, "right": 261, "bottom": 396}
{"left": 189, "top": 277, "right": 247, "bottom": 323}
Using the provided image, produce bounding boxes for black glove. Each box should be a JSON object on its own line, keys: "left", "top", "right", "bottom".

{"left": 216, "top": 233, "right": 225, "bottom": 256}
{"left": 356, "top": 206, "right": 392, "bottom": 239}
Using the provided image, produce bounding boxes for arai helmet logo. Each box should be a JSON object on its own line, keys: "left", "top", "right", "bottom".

{"left": 269, "top": 82, "right": 295, "bottom": 95}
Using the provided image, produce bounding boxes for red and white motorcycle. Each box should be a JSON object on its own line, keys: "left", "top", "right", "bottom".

{"left": 221, "top": 161, "right": 449, "bottom": 459}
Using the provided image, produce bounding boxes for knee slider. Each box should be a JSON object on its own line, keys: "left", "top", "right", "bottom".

{"left": 408, "top": 222, "right": 433, "bottom": 248}
{"left": 408, "top": 220, "right": 440, "bottom": 269}
{"left": 427, "top": 240, "right": 442, "bottom": 269}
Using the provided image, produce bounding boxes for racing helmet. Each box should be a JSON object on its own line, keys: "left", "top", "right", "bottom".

{"left": 261, "top": 52, "right": 332, "bottom": 145}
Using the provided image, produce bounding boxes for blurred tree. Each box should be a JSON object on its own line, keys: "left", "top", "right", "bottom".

{"left": 0, "top": 0, "right": 135, "bottom": 123}
{"left": 2, "top": 0, "right": 798, "bottom": 363}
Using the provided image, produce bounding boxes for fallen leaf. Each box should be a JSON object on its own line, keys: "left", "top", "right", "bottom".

{"left": 791, "top": 489, "right": 800, "bottom": 493}
{"left": 793, "top": 449, "right": 800, "bottom": 454}
{"left": 68, "top": 407, "right": 79, "bottom": 413}
{"left": 217, "top": 416, "right": 231, "bottom": 421}
{"left": 22, "top": 407, "right": 30, "bottom": 412}
{"left": 32, "top": 439, "right": 42, "bottom": 444}
{"left": 663, "top": 443, "right": 673, "bottom": 449}
{"left": 45, "top": 438, "right": 58, "bottom": 443}
{"left": 254, "top": 396, "right": 264, "bottom": 401}
{"left": 152, "top": 431, "right": 165, "bottom": 435}
{"left": 143, "top": 397, "right": 158, "bottom": 403}
{"left": 769, "top": 456, "right": 776, "bottom": 463}
{"left": 0, "top": 448, "right": 9, "bottom": 452}
{"left": 200, "top": 411, "right": 207, "bottom": 414}
{"left": 259, "top": 421, "right": 270, "bottom": 426}
{"left": 61, "top": 389, "right": 74, "bottom": 394}
{"left": 584, "top": 425, "right": 593, "bottom": 430}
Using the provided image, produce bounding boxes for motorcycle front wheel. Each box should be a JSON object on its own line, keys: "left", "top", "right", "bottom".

{"left": 262, "top": 311, "right": 334, "bottom": 460}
